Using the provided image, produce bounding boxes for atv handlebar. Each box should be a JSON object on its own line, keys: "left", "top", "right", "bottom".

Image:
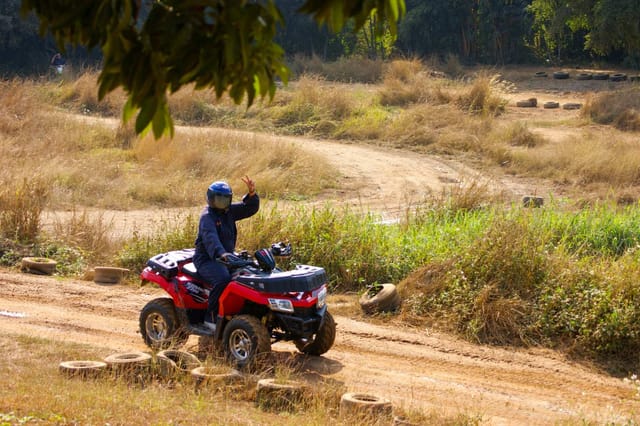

{"left": 216, "top": 242, "right": 291, "bottom": 271}
{"left": 217, "top": 254, "right": 255, "bottom": 268}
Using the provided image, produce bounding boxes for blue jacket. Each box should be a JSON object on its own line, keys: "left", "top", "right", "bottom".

{"left": 194, "top": 193, "right": 259, "bottom": 264}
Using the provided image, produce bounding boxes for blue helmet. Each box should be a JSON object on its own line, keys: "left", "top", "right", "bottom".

{"left": 207, "top": 181, "right": 232, "bottom": 210}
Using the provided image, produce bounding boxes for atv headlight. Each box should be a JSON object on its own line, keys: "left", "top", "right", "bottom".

{"left": 268, "top": 298, "right": 294, "bottom": 313}
{"left": 316, "top": 287, "right": 327, "bottom": 309}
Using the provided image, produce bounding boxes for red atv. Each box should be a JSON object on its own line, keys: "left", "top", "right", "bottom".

{"left": 139, "top": 243, "right": 336, "bottom": 368}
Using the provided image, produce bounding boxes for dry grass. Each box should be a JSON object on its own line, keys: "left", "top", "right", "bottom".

{"left": 0, "top": 334, "right": 477, "bottom": 425}
{"left": 49, "top": 208, "right": 117, "bottom": 264}
{"left": 290, "top": 55, "right": 384, "bottom": 83}
{"left": 0, "top": 78, "right": 338, "bottom": 210}
{"left": 456, "top": 72, "right": 506, "bottom": 116}
{"left": 379, "top": 58, "right": 453, "bottom": 107}
{"left": 583, "top": 87, "right": 640, "bottom": 131}
{"left": 5, "top": 63, "right": 640, "bottom": 210}
{"left": 505, "top": 130, "right": 640, "bottom": 188}
{"left": 0, "top": 177, "right": 49, "bottom": 242}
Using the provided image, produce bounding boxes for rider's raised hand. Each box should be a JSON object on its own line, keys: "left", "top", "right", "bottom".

{"left": 242, "top": 175, "right": 256, "bottom": 196}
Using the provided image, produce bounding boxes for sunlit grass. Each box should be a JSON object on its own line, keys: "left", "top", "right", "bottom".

{"left": 0, "top": 334, "right": 480, "bottom": 425}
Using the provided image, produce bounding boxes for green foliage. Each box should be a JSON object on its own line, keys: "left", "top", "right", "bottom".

{"left": 400, "top": 205, "right": 640, "bottom": 361}
{"left": 116, "top": 214, "right": 198, "bottom": 271}
{"left": 34, "top": 239, "right": 87, "bottom": 276}
{"left": 299, "top": 0, "right": 405, "bottom": 38}
{"left": 528, "top": 0, "right": 640, "bottom": 62}
{"left": 21, "top": 0, "right": 405, "bottom": 138}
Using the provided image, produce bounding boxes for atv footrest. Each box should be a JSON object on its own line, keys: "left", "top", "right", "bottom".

{"left": 188, "top": 324, "right": 215, "bottom": 337}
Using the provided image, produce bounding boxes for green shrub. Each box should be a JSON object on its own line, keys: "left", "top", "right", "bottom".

{"left": 398, "top": 206, "right": 640, "bottom": 365}
{"left": 116, "top": 214, "right": 198, "bottom": 271}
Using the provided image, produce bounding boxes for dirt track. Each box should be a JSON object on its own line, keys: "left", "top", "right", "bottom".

{"left": 5, "top": 72, "right": 640, "bottom": 424}
{"left": 1, "top": 270, "right": 638, "bottom": 424}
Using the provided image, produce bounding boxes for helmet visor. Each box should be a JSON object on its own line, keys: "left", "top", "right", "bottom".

{"left": 210, "top": 194, "right": 232, "bottom": 210}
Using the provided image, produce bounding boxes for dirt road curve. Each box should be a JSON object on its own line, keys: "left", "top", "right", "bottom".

{"left": 1, "top": 270, "right": 637, "bottom": 425}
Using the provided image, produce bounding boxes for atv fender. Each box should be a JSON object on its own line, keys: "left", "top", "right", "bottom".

{"left": 140, "top": 267, "right": 189, "bottom": 308}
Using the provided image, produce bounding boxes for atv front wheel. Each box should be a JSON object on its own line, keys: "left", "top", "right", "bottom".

{"left": 222, "top": 315, "right": 271, "bottom": 369}
{"left": 295, "top": 311, "right": 336, "bottom": 356}
{"left": 139, "top": 298, "right": 188, "bottom": 350}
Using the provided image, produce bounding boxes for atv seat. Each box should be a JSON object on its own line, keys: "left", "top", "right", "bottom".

{"left": 182, "top": 262, "right": 205, "bottom": 281}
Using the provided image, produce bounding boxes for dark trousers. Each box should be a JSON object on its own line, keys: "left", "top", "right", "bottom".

{"left": 194, "top": 258, "right": 230, "bottom": 323}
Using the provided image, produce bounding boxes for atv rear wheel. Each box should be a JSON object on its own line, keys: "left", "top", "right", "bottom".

{"left": 222, "top": 315, "right": 271, "bottom": 369}
{"left": 295, "top": 310, "right": 336, "bottom": 355}
{"left": 139, "top": 298, "right": 188, "bottom": 350}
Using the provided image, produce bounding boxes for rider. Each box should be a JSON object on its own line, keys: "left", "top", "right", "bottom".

{"left": 194, "top": 176, "right": 259, "bottom": 331}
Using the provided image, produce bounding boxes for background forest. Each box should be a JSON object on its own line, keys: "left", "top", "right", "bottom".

{"left": 2, "top": 0, "right": 639, "bottom": 76}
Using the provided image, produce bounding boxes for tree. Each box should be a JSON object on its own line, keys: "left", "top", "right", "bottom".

{"left": 528, "top": 0, "right": 640, "bottom": 64}
{"left": 0, "top": 0, "right": 46, "bottom": 74}
{"left": 21, "top": 0, "right": 405, "bottom": 138}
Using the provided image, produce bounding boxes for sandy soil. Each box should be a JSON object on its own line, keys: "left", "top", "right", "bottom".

{"left": 0, "top": 270, "right": 638, "bottom": 424}
{"left": 5, "top": 69, "right": 640, "bottom": 424}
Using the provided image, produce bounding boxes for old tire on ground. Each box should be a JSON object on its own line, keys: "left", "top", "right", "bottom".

{"left": 191, "top": 366, "right": 242, "bottom": 388}
{"left": 340, "top": 392, "right": 393, "bottom": 421}
{"left": 139, "top": 298, "right": 188, "bottom": 350}
{"left": 21, "top": 257, "right": 57, "bottom": 275}
{"left": 593, "top": 73, "right": 609, "bottom": 80}
{"left": 93, "top": 266, "right": 128, "bottom": 284}
{"left": 256, "top": 378, "right": 309, "bottom": 412}
{"left": 563, "top": 103, "right": 582, "bottom": 110}
{"left": 534, "top": 71, "right": 547, "bottom": 78}
{"left": 543, "top": 101, "right": 560, "bottom": 109}
{"left": 222, "top": 315, "right": 271, "bottom": 369}
{"left": 360, "top": 283, "right": 401, "bottom": 315}
{"left": 104, "top": 351, "right": 152, "bottom": 379}
{"left": 610, "top": 73, "right": 627, "bottom": 82}
{"left": 553, "top": 71, "right": 570, "bottom": 79}
{"left": 522, "top": 196, "right": 544, "bottom": 208}
{"left": 516, "top": 98, "right": 537, "bottom": 108}
{"left": 156, "top": 350, "right": 201, "bottom": 377}
{"left": 295, "top": 310, "right": 336, "bottom": 356}
{"left": 576, "top": 73, "right": 592, "bottom": 80}
{"left": 59, "top": 360, "right": 107, "bottom": 379}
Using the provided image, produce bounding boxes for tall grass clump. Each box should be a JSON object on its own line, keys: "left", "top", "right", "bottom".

{"left": 116, "top": 213, "right": 199, "bottom": 270}
{"left": 398, "top": 206, "right": 640, "bottom": 367}
{"left": 49, "top": 209, "right": 119, "bottom": 265}
{"left": 378, "top": 58, "right": 453, "bottom": 107}
{"left": 0, "top": 178, "right": 49, "bottom": 242}
{"left": 290, "top": 55, "right": 384, "bottom": 83}
{"left": 0, "top": 78, "right": 42, "bottom": 136}
{"left": 238, "top": 204, "right": 491, "bottom": 291}
{"left": 506, "top": 132, "right": 640, "bottom": 188}
{"left": 400, "top": 215, "right": 550, "bottom": 344}
{"left": 456, "top": 73, "right": 506, "bottom": 116}
{"left": 55, "top": 71, "right": 125, "bottom": 116}
{"left": 267, "top": 74, "right": 357, "bottom": 136}
{"left": 583, "top": 88, "right": 640, "bottom": 131}
{"left": 533, "top": 201, "right": 640, "bottom": 257}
